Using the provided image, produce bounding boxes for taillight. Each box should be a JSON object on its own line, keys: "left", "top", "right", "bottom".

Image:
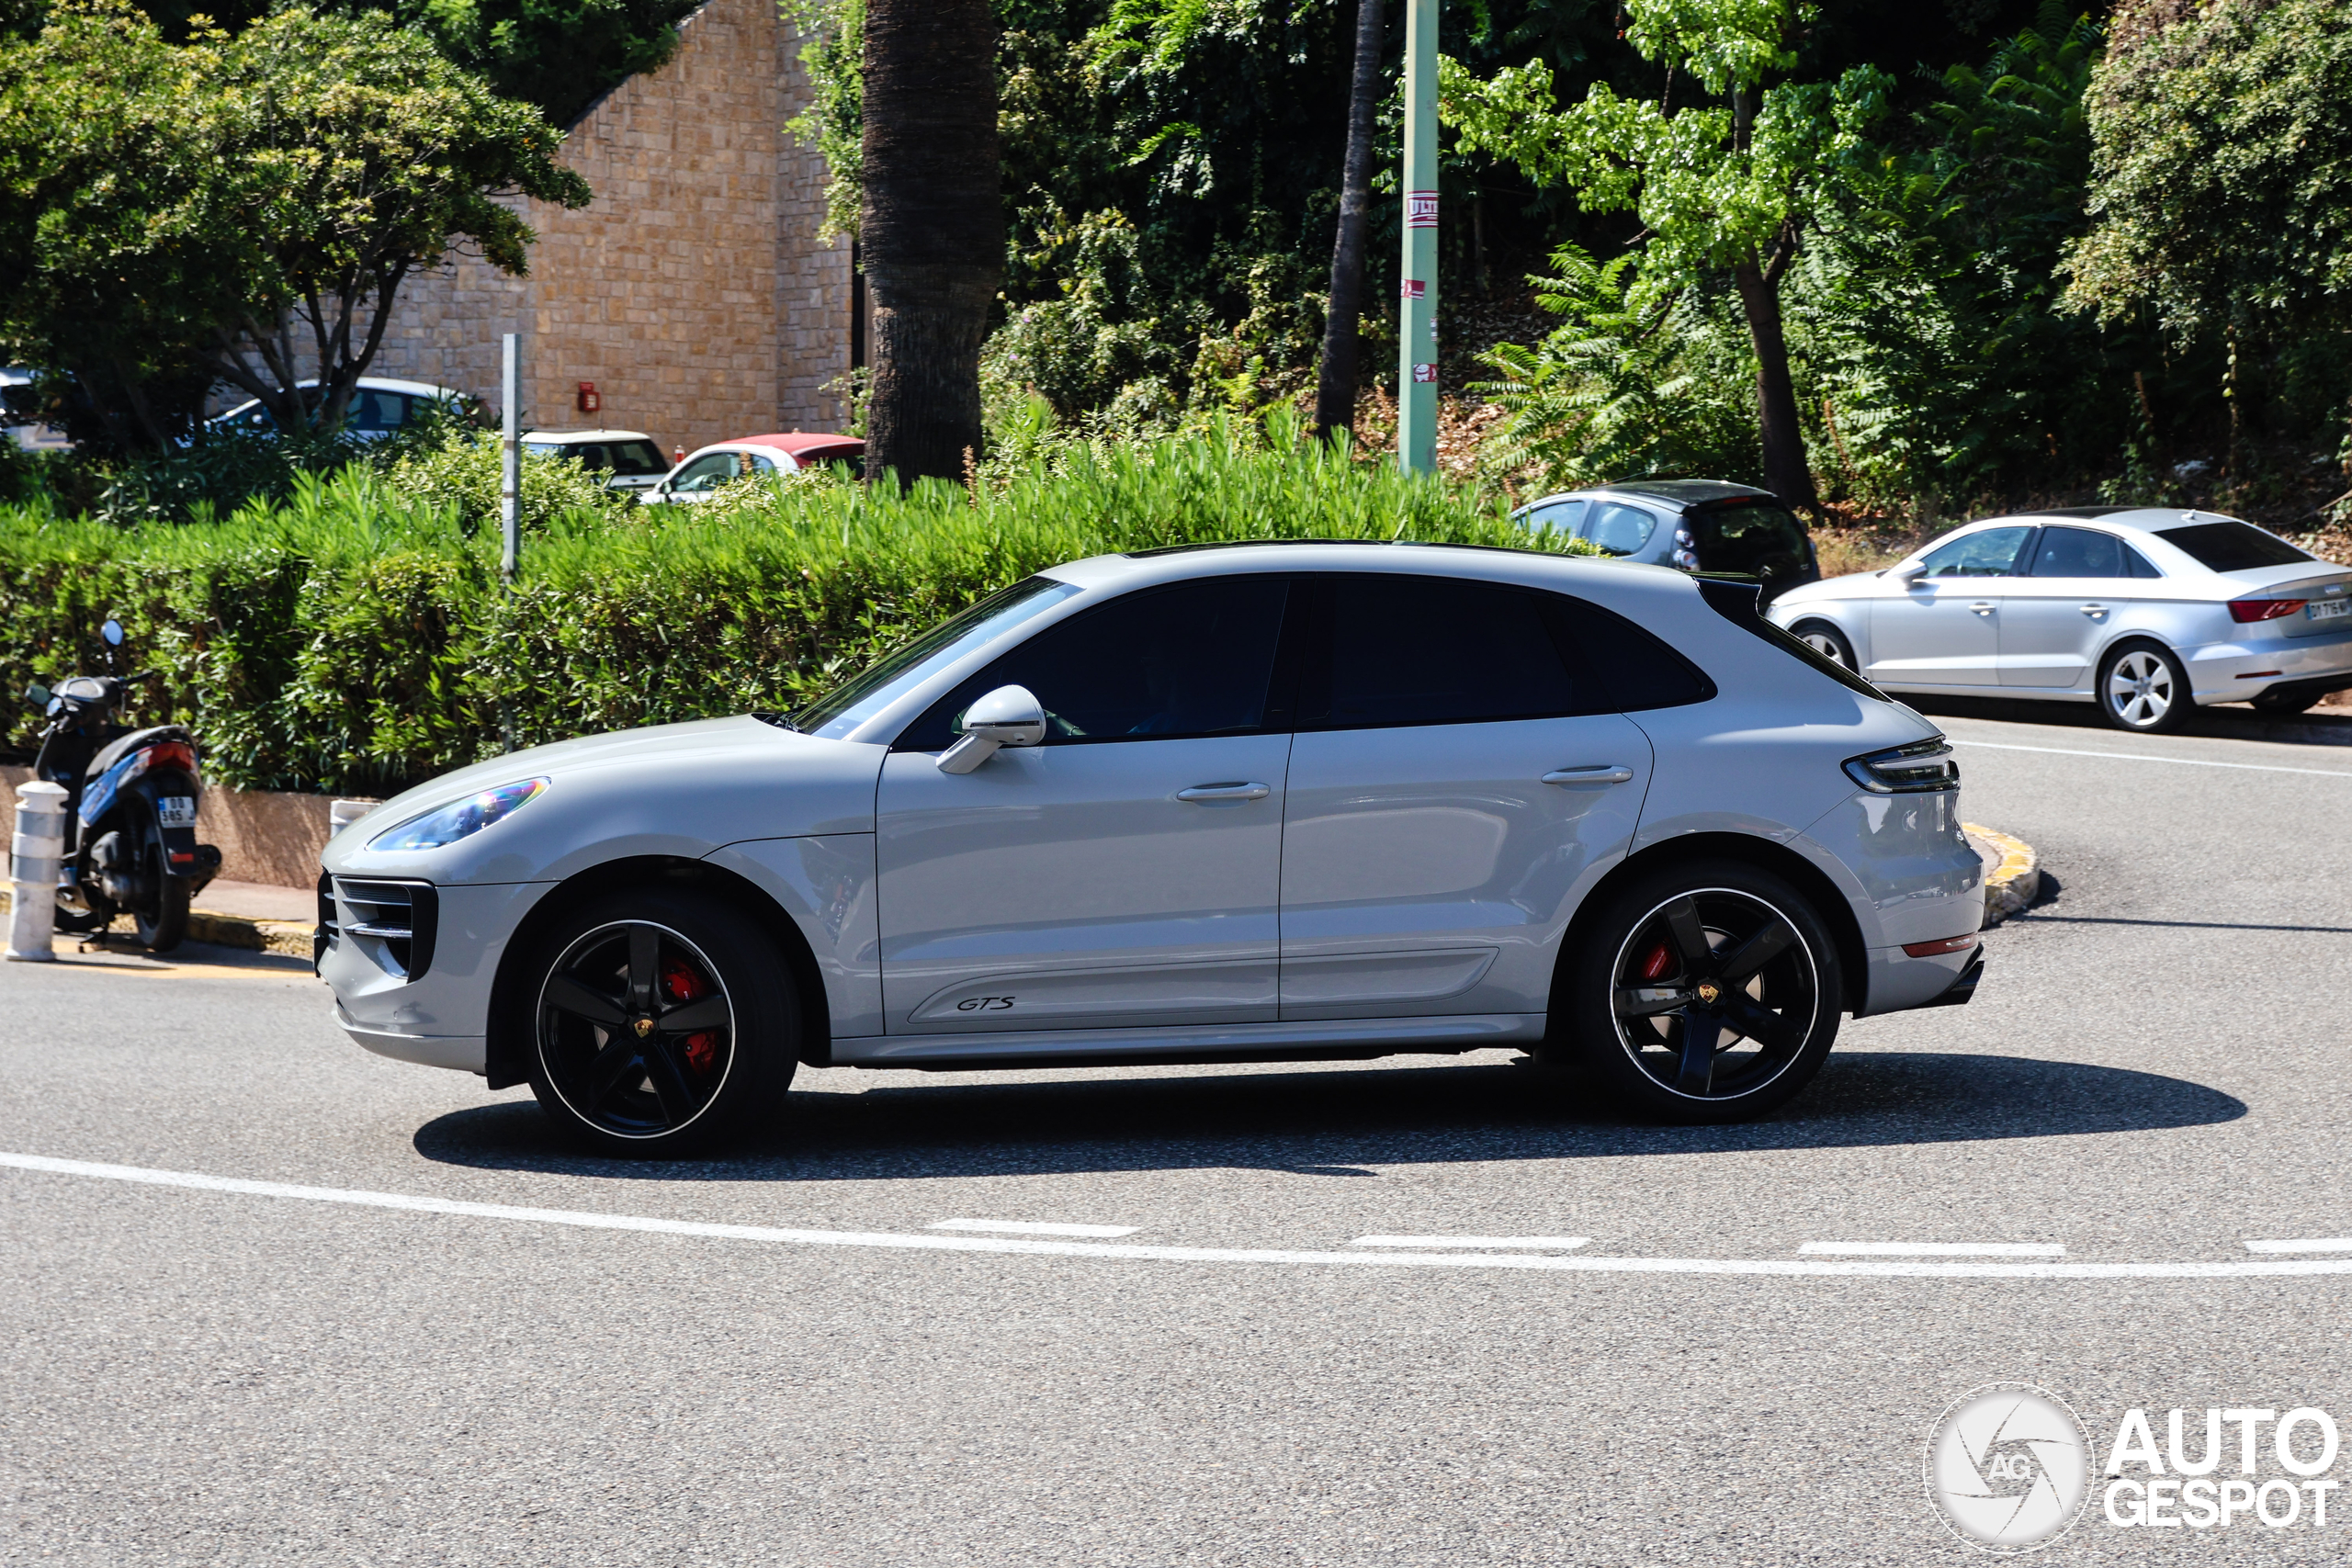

{"left": 1844, "top": 739, "right": 1960, "bottom": 794}
{"left": 2230, "top": 598, "right": 2306, "bottom": 623}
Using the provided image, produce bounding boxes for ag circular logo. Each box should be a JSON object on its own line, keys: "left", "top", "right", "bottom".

{"left": 1925, "top": 1383, "right": 2091, "bottom": 1551}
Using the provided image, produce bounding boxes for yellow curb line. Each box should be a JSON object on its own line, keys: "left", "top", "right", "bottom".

{"left": 1962, "top": 821, "right": 2041, "bottom": 923}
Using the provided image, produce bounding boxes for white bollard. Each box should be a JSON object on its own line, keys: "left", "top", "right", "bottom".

{"left": 329, "top": 799, "right": 373, "bottom": 836}
{"left": 7, "top": 780, "right": 70, "bottom": 962}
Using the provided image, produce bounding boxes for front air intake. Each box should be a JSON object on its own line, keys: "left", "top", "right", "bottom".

{"left": 334, "top": 878, "right": 439, "bottom": 980}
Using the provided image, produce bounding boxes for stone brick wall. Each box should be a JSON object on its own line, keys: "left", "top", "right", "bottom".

{"left": 368, "top": 0, "right": 847, "bottom": 454}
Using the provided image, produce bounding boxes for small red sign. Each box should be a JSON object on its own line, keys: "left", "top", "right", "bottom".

{"left": 1407, "top": 190, "right": 1439, "bottom": 229}
{"left": 576, "top": 382, "right": 601, "bottom": 414}
{"left": 1399, "top": 279, "right": 1426, "bottom": 299}
{"left": 1411, "top": 363, "right": 1438, "bottom": 384}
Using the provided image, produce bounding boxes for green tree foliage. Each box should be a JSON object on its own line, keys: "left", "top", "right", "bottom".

{"left": 1441, "top": 0, "right": 1892, "bottom": 511}
{"left": 1470, "top": 246, "right": 1757, "bottom": 488}
{"left": 0, "top": 4, "right": 589, "bottom": 454}
{"left": 355, "top": 0, "right": 701, "bottom": 126}
{"left": 2064, "top": 0, "right": 2352, "bottom": 342}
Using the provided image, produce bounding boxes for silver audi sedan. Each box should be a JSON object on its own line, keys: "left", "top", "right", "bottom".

{"left": 319, "top": 543, "right": 1984, "bottom": 1155}
{"left": 1764, "top": 507, "right": 2352, "bottom": 731}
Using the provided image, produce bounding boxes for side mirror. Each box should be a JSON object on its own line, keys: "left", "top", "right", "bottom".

{"left": 100, "top": 618, "right": 124, "bottom": 646}
{"left": 937, "top": 684, "right": 1046, "bottom": 774}
{"left": 1892, "top": 559, "right": 1928, "bottom": 583}
{"left": 24, "top": 683, "right": 49, "bottom": 710}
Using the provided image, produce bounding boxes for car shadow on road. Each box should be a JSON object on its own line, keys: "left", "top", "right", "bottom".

{"left": 1912, "top": 692, "right": 2352, "bottom": 747}
{"left": 410, "top": 1050, "right": 2245, "bottom": 1183}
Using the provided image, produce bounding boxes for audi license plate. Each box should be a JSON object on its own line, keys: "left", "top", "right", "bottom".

{"left": 157, "top": 795, "right": 198, "bottom": 828}
{"left": 2308, "top": 598, "right": 2351, "bottom": 621}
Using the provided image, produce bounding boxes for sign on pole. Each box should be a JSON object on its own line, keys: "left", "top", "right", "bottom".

{"left": 1397, "top": 0, "right": 1439, "bottom": 474}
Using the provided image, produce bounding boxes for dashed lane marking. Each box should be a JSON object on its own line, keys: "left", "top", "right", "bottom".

{"left": 1950, "top": 739, "right": 2352, "bottom": 779}
{"left": 2245, "top": 1238, "right": 2352, "bottom": 1254}
{"left": 6, "top": 1151, "right": 2349, "bottom": 1280}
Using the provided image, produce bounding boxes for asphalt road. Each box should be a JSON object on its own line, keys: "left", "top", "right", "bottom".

{"left": 6, "top": 702, "right": 2351, "bottom": 1565}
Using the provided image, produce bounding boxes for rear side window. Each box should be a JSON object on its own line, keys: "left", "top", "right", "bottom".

{"left": 897, "top": 576, "right": 1291, "bottom": 750}
{"left": 1691, "top": 502, "right": 1806, "bottom": 573}
{"left": 1919, "top": 525, "right": 2037, "bottom": 577}
{"left": 1585, "top": 502, "right": 1658, "bottom": 556}
{"left": 1296, "top": 575, "right": 1711, "bottom": 728}
{"left": 2030, "top": 526, "right": 2164, "bottom": 579}
{"left": 2156, "top": 520, "right": 2311, "bottom": 571}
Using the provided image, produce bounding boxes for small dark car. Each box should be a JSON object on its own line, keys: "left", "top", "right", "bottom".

{"left": 1513, "top": 479, "right": 1821, "bottom": 603}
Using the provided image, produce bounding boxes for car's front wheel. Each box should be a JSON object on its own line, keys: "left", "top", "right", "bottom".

{"left": 522, "top": 889, "right": 797, "bottom": 1156}
{"left": 1557, "top": 862, "right": 1842, "bottom": 1124}
{"left": 1789, "top": 618, "right": 1859, "bottom": 672}
{"left": 2098, "top": 639, "right": 2191, "bottom": 733}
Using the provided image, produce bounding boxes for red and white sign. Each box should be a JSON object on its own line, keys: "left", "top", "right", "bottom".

{"left": 1407, "top": 190, "right": 1439, "bottom": 229}
{"left": 1411, "top": 363, "right": 1438, "bottom": 384}
{"left": 1399, "top": 279, "right": 1426, "bottom": 299}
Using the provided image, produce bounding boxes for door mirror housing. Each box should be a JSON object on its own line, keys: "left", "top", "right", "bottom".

{"left": 1892, "top": 559, "right": 1928, "bottom": 583}
{"left": 937, "top": 684, "right": 1046, "bottom": 774}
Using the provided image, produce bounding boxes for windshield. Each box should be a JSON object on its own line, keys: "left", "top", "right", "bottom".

{"left": 794, "top": 577, "right": 1085, "bottom": 739}
{"left": 1691, "top": 503, "right": 1807, "bottom": 574}
{"left": 526, "top": 439, "right": 670, "bottom": 476}
{"left": 2155, "top": 520, "right": 2311, "bottom": 571}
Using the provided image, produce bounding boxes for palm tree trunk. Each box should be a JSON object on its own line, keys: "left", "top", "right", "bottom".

{"left": 860, "top": 0, "right": 1002, "bottom": 486}
{"left": 1731, "top": 258, "right": 1820, "bottom": 516}
{"left": 1312, "top": 0, "right": 1385, "bottom": 445}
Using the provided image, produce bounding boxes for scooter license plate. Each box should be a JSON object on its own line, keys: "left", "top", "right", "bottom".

{"left": 157, "top": 795, "right": 198, "bottom": 828}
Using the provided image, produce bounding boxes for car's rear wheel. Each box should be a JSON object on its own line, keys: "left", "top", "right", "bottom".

{"left": 2250, "top": 686, "right": 2323, "bottom": 716}
{"left": 1790, "top": 618, "right": 1859, "bottom": 672}
{"left": 523, "top": 889, "right": 797, "bottom": 1156}
{"left": 2098, "top": 639, "right": 2191, "bottom": 733}
{"left": 1557, "top": 862, "right": 1842, "bottom": 1124}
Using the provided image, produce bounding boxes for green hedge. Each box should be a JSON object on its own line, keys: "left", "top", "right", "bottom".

{"left": 0, "top": 429, "right": 1583, "bottom": 795}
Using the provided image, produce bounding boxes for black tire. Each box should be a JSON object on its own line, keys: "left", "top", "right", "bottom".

{"left": 1789, "top": 618, "right": 1859, "bottom": 672}
{"left": 521, "top": 888, "right": 798, "bottom": 1157}
{"left": 1555, "top": 860, "right": 1842, "bottom": 1125}
{"left": 127, "top": 792, "right": 188, "bottom": 953}
{"left": 2097, "top": 639, "right": 2192, "bottom": 733}
{"left": 2251, "top": 687, "right": 2321, "bottom": 716}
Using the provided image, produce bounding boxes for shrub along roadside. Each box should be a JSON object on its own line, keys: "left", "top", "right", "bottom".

{"left": 0, "top": 429, "right": 1586, "bottom": 796}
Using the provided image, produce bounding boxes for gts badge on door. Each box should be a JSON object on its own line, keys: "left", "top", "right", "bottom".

{"left": 956, "top": 995, "right": 1017, "bottom": 1013}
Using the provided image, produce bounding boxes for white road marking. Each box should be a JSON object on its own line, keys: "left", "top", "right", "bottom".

{"left": 1351, "top": 1235, "right": 1589, "bottom": 1250}
{"left": 9, "top": 1150, "right": 2352, "bottom": 1280}
{"left": 2245, "top": 1238, "right": 2352, "bottom": 1254}
{"left": 1800, "top": 1241, "right": 2066, "bottom": 1258}
{"left": 930, "top": 1219, "right": 1140, "bottom": 1237}
{"left": 1950, "top": 739, "right": 2352, "bottom": 779}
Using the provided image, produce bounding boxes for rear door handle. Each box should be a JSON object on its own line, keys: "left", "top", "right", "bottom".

{"left": 1543, "top": 766, "right": 1634, "bottom": 786}
{"left": 2080, "top": 604, "right": 2108, "bottom": 617}
{"left": 1970, "top": 602, "right": 1996, "bottom": 616}
{"left": 1175, "top": 782, "right": 1271, "bottom": 803}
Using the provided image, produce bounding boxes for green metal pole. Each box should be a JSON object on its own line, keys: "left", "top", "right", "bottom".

{"left": 1397, "top": 0, "right": 1438, "bottom": 474}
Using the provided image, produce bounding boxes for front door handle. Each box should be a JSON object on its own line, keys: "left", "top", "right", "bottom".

{"left": 1543, "top": 766, "right": 1634, "bottom": 786}
{"left": 2079, "top": 604, "right": 2109, "bottom": 617}
{"left": 1970, "top": 602, "right": 1996, "bottom": 616}
{"left": 1175, "top": 782, "right": 1271, "bottom": 803}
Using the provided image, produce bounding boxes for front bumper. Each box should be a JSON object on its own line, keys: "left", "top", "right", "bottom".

{"left": 335, "top": 1008, "right": 487, "bottom": 1073}
{"left": 319, "top": 879, "right": 548, "bottom": 1075}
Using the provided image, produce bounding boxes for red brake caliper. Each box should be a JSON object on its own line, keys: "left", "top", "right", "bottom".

{"left": 1640, "top": 942, "right": 1676, "bottom": 981}
{"left": 662, "top": 959, "right": 719, "bottom": 1073}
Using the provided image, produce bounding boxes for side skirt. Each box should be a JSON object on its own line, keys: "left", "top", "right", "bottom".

{"left": 831, "top": 1013, "right": 1547, "bottom": 1071}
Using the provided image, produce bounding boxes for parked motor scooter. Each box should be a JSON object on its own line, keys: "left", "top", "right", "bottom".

{"left": 21, "top": 619, "right": 220, "bottom": 950}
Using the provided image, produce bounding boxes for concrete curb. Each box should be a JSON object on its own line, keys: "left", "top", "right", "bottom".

{"left": 1963, "top": 822, "right": 2041, "bottom": 926}
{"left": 0, "top": 886, "right": 313, "bottom": 958}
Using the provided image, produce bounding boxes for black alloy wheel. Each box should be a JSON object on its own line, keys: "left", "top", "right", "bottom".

{"left": 526, "top": 889, "right": 797, "bottom": 1156}
{"left": 1559, "top": 862, "right": 1841, "bottom": 1123}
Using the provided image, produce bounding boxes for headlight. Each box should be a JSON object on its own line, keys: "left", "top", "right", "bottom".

{"left": 370, "top": 777, "right": 548, "bottom": 851}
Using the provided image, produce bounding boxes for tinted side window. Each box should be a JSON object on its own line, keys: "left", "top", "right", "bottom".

{"left": 1919, "top": 525, "right": 2037, "bottom": 577}
{"left": 1542, "top": 594, "right": 1713, "bottom": 711}
{"left": 1585, "top": 503, "right": 1658, "bottom": 557}
{"left": 2125, "top": 545, "right": 2163, "bottom": 578}
{"left": 1303, "top": 576, "right": 1593, "bottom": 729}
{"left": 897, "top": 576, "right": 1291, "bottom": 750}
{"left": 1525, "top": 499, "right": 1586, "bottom": 536}
{"left": 2030, "top": 526, "right": 2126, "bottom": 578}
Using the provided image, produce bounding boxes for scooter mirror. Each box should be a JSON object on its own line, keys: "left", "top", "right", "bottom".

{"left": 23, "top": 683, "right": 49, "bottom": 710}
{"left": 100, "top": 619, "right": 124, "bottom": 647}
